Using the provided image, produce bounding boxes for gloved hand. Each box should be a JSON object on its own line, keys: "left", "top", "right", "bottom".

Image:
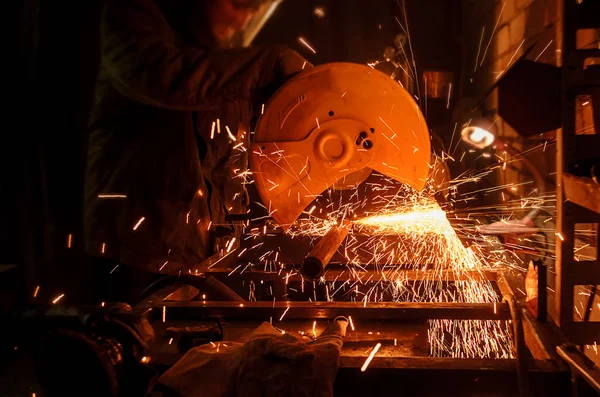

{"left": 256, "top": 47, "right": 312, "bottom": 107}
{"left": 277, "top": 48, "right": 312, "bottom": 80}
{"left": 158, "top": 317, "right": 348, "bottom": 397}
{"left": 231, "top": 316, "right": 348, "bottom": 397}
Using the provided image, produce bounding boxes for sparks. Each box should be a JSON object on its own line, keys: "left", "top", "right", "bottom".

{"left": 556, "top": 232, "right": 565, "bottom": 241}
{"left": 52, "top": 294, "right": 65, "bottom": 304}
{"left": 349, "top": 315, "right": 355, "bottom": 331}
{"left": 133, "top": 217, "right": 145, "bottom": 230}
{"left": 226, "top": 125, "right": 237, "bottom": 141}
{"left": 162, "top": 306, "right": 166, "bottom": 322}
{"left": 479, "top": 1, "right": 506, "bottom": 67}
{"left": 33, "top": 285, "right": 40, "bottom": 298}
{"left": 226, "top": 237, "right": 237, "bottom": 253}
{"left": 67, "top": 234, "right": 72, "bottom": 248}
{"left": 535, "top": 40, "right": 553, "bottom": 61}
{"left": 361, "top": 343, "right": 382, "bottom": 372}
{"left": 298, "top": 36, "right": 317, "bottom": 54}
{"left": 279, "top": 306, "right": 290, "bottom": 321}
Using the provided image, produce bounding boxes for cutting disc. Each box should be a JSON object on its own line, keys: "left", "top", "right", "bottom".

{"left": 250, "top": 62, "right": 431, "bottom": 226}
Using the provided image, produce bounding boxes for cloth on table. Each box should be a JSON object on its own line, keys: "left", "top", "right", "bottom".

{"left": 159, "top": 316, "right": 348, "bottom": 397}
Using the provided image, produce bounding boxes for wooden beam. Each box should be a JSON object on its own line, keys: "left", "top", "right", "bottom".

{"left": 563, "top": 173, "right": 600, "bottom": 214}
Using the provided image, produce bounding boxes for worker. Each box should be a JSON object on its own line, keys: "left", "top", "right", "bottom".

{"left": 84, "top": 0, "right": 309, "bottom": 303}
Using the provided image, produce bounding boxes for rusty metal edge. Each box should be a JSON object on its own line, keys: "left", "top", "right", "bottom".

{"left": 151, "top": 300, "right": 511, "bottom": 321}
{"left": 339, "top": 356, "right": 562, "bottom": 372}
{"left": 557, "top": 344, "right": 600, "bottom": 393}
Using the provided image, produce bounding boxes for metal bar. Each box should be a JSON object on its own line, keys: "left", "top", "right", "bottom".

{"left": 302, "top": 220, "right": 352, "bottom": 279}
{"left": 583, "top": 285, "right": 597, "bottom": 323}
{"left": 557, "top": 344, "right": 600, "bottom": 393}
{"left": 555, "top": 0, "right": 578, "bottom": 332}
{"left": 339, "top": 356, "right": 561, "bottom": 372}
{"left": 503, "top": 293, "right": 530, "bottom": 397}
{"left": 521, "top": 308, "right": 564, "bottom": 362}
{"left": 154, "top": 301, "right": 511, "bottom": 321}
{"left": 537, "top": 259, "right": 548, "bottom": 322}
{"left": 210, "top": 269, "right": 499, "bottom": 283}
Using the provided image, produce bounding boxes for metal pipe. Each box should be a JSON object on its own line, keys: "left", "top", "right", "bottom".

{"left": 503, "top": 294, "right": 529, "bottom": 397}
{"left": 302, "top": 220, "right": 351, "bottom": 280}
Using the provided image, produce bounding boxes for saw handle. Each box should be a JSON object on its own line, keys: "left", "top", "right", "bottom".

{"left": 302, "top": 220, "right": 351, "bottom": 280}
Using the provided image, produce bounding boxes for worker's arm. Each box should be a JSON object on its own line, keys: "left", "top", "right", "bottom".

{"left": 101, "top": 0, "right": 306, "bottom": 110}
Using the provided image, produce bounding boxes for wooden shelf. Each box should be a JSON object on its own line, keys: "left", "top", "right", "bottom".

{"left": 563, "top": 173, "right": 600, "bottom": 215}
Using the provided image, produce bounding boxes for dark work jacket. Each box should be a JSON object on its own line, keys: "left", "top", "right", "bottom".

{"left": 84, "top": 0, "right": 286, "bottom": 273}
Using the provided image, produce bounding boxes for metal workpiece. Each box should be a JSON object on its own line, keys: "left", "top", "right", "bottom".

{"left": 302, "top": 220, "right": 352, "bottom": 279}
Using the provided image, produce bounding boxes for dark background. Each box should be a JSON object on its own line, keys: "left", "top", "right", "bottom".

{"left": 6, "top": 0, "right": 475, "bottom": 306}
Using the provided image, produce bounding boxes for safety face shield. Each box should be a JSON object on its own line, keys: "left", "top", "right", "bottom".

{"left": 228, "top": 0, "right": 282, "bottom": 47}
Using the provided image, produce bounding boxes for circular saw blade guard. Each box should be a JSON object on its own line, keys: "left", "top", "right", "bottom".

{"left": 250, "top": 63, "right": 431, "bottom": 226}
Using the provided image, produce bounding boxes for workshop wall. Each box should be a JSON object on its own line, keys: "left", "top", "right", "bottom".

{"left": 470, "top": 0, "right": 561, "bottom": 207}
{"left": 469, "top": 0, "right": 600, "bottom": 364}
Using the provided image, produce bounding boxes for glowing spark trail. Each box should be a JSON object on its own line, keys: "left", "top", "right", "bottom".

{"left": 133, "top": 217, "right": 145, "bottom": 230}
{"left": 298, "top": 36, "right": 317, "bottom": 54}
{"left": 279, "top": 306, "right": 290, "bottom": 321}
{"left": 480, "top": 1, "right": 506, "bottom": 67}
{"left": 52, "top": 294, "right": 64, "bottom": 304}
{"left": 361, "top": 343, "right": 382, "bottom": 372}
